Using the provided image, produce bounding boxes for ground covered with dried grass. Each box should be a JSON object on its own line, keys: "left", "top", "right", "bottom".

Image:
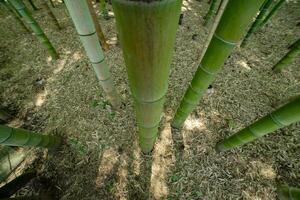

{"left": 0, "top": 0, "right": 299, "bottom": 199}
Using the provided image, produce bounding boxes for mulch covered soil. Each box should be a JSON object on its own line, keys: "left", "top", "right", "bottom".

{"left": 0, "top": 0, "right": 299, "bottom": 199}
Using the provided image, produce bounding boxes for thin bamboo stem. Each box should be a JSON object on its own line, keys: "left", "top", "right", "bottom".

{"left": 260, "top": 0, "right": 285, "bottom": 26}
{"left": 240, "top": 0, "right": 273, "bottom": 47}
{"left": 41, "top": 0, "right": 61, "bottom": 29}
{"left": 0, "top": 124, "right": 61, "bottom": 149}
{"left": 8, "top": 0, "right": 59, "bottom": 59}
{"left": 27, "top": 0, "right": 38, "bottom": 10}
{"left": 199, "top": 0, "right": 228, "bottom": 62}
{"left": 203, "top": 0, "right": 219, "bottom": 26}
{"left": 172, "top": 0, "right": 265, "bottom": 129}
{"left": 216, "top": 96, "right": 300, "bottom": 152}
{"left": 87, "top": 0, "right": 110, "bottom": 51}
{"left": 100, "top": 0, "right": 109, "bottom": 20}
{"left": 64, "top": 0, "right": 120, "bottom": 108}
{"left": 112, "top": 0, "right": 182, "bottom": 153}
{"left": 272, "top": 38, "right": 300, "bottom": 72}
{"left": 3, "top": 0, "right": 30, "bottom": 32}
{"left": 277, "top": 185, "right": 300, "bottom": 200}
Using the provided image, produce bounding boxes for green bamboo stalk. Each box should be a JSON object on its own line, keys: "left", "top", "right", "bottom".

{"left": 203, "top": 0, "right": 219, "bottom": 26}
{"left": 27, "top": 0, "right": 38, "bottom": 10}
{"left": 112, "top": 0, "right": 182, "bottom": 153}
{"left": 216, "top": 96, "right": 300, "bottom": 152}
{"left": 172, "top": 0, "right": 265, "bottom": 129}
{"left": 0, "top": 147, "right": 26, "bottom": 181}
{"left": 64, "top": 0, "right": 120, "bottom": 108}
{"left": 3, "top": 0, "right": 30, "bottom": 32}
{"left": 41, "top": 0, "right": 61, "bottom": 29}
{"left": 8, "top": 0, "right": 58, "bottom": 59}
{"left": 260, "top": 0, "right": 285, "bottom": 26}
{"left": 0, "top": 171, "right": 36, "bottom": 198}
{"left": 100, "top": 0, "right": 109, "bottom": 20}
{"left": 272, "top": 38, "right": 300, "bottom": 72}
{"left": 87, "top": 0, "right": 110, "bottom": 51}
{"left": 277, "top": 185, "right": 300, "bottom": 200}
{"left": 240, "top": 0, "right": 273, "bottom": 47}
{"left": 0, "top": 125, "right": 61, "bottom": 149}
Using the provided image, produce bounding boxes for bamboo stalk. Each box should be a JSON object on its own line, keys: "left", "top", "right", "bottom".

{"left": 172, "top": 0, "right": 265, "bottom": 129}
{"left": 0, "top": 125, "right": 61, "bottom": 149}
{"left": 64, "top": 0, "right": 120, "bottom": 108}
{"left": 3, "top": 0, "right": 30, "bottom": 32}
{"left": 203, "top": 0, "right": 219, "bottom": 26}
{"left": 272, "top": 38, "right": 300, "bottom": 72}
{"left": 0, "top": 147, "right": 26, "bottom": 181}
{"left": 41, "top": 0, "right": 61, "bottom": 29}
{"left": 199, "top": 0, "right": 228, "bottom": 62}
{"left": 112, "top": 0, "right": 182, "bottom": 153}
{"left": 27, "top": 0, "right": 38, "bottom": 10}
{"left": 277, "top": 185, "right": 300, "bottom": 200}
{"left": 260, "top": 0, "right": 285, "bottom": 26}
{"left": 87, "top": 0, "right": 110, "bottom": 51}
{"left": 8, "top": 0, "right": 59, "bottom": 59}
{"left": 240, "top": 0, "right": 273, "bottom": 47}
{"left": 216, "top": 96, "right": 300, "bottom": 152}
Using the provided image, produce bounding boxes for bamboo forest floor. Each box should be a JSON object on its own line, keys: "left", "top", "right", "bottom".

{"left": 0, "top": 0, "right": 300, "bottom": 199}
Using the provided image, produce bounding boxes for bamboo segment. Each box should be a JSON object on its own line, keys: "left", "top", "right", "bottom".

{"left": 64, "top": 0, "right": 120, "bottom": 108}
{"left": 260, "top": 0, "right": 285, "bottom": 26}
{"left": 8, "top": 0, "right": 58, "bottom": 59}
{"left": 27, "top": 0, "right": 38, "bottom": 10}
{"left": 0, "top": 147, "right": 26, "bottom": 181}
{"left": 272, "top": 38, "right": 300, "bottom": 72}
{"left": 87, "top": 0, "right": 110, "bottom": 51}
{"left": 112, "top": 0, "right": 182, "bottom": 153}
{"left": 3, "top": 0, "right": 30, "bottom": 32}
{"left": 41, "top": 0, "right": 61, "bottom": 29}
{"left": 216, "top": 96, "right": 300, "bottom": 152}
{"left": 172, "top": 0, "right": 265, "bottom": 129}
{"left": 278, "top": 186, "right": 300, "bottom": 200}
{"left": 240, "top": 0, "right": 273, "bottom": 47}
{"left": 203, "top": 0, "right": 219, "bottom": 26}
{"left": 199, "top": 0, "right": 228, "bottom": 63}
{"left": 0, "top": 125, "right": 61, "bottom": 149}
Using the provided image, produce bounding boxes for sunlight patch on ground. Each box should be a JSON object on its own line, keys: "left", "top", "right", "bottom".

{"left": 108, "top": 37, "right": 118, "bottom": 45}
{"left": 115, "top": 153, "right": 129, "bottom": 200}
{"left": 184, "top": 115, "right": 206, "bottom": 131}
{"left": 53, "top": 58, "right": 67, "bottom": 74}
{"left": 249, "top": 160, "right": 277, "bottom": 180}
{"left": 72, "top": 51, "right": 83, "bottom": 61}
{"left": 237, "top": 60, "right": 251, "bottom": 71}
{"left": 35, "top": 90, "right": 48, "bottom": 107}
{"left": 132, "top": 140, "right": 141, "bottom": 176}
{"left": 95, "top": 148, "right": 119, "bottom": 188}
{"left": 150, "top": 121, "right": 175, "bottom": 199}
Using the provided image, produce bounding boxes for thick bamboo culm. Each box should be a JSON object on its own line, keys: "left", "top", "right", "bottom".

{"left": 272, "top": 38, "right": 300, "bottom": 72}
{"left": 260, "top": 0, "right": 285, "bottom": 26}
{"left": 278, "top": 186, "right": 300, "bottom": 200}
{"left": 3, "top": 0, "right": 30, "bottom": 32}
{"left": 41, "top": 0, "right": 61, "bottom": 29}
{"left": 112, "top": 0, "right": 182, "bottom": 153}
{"left": 8, "top": 0, "right": 58, "bottom": 59}
{"left": 240, "top": 0, "right": 273, "bottom": 47}
{"left": 199, "top": 0, "right": 228, "bottom": 62}
{"left": 216, "top": 96, "right": 300, "bottom": 152}
{"left": 172, "top": 0, "right": 265, "bottom": 129}
{"left": 64, "top": 0, "right": 120, "bottom": 108}
{"left": 27, "top": 0, "right": 38, "bottom": 10}
{"left": 203, "top": 0, "right": 219, "bottom": 26}
{"left": 87, "top": 0, "right": 110, "bottom": 51}
{"left": 0, "top": 124, "right": 61, "bottom": 149}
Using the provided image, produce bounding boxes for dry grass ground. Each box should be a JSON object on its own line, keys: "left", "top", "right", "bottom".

{"left": 0, "top": 0, "right": 299, "bottom": 199}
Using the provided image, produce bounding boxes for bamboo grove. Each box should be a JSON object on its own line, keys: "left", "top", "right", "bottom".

{"left": 0, "top": 0, "right": 299, "bottom": 186}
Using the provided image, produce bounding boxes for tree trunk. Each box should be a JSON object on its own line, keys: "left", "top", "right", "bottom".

{"left": 112, "top": 0, "right": 182, "bottom": 153}
{"left": 172, "top": 0, "right": 265, "bottom": 129}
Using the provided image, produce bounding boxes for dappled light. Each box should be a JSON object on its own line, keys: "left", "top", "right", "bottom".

{"left": 34, "top": 90, "right": 48, "bottom": 107}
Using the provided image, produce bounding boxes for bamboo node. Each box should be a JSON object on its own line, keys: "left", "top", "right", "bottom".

{"left": 214, "top": 33, "right": 236, "bottom": 46}
{"left": 269, "top": 113, "right": 286, "bottom": 127}
{"left": 199, "top": 64, "right": 216, "bottom": 76}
